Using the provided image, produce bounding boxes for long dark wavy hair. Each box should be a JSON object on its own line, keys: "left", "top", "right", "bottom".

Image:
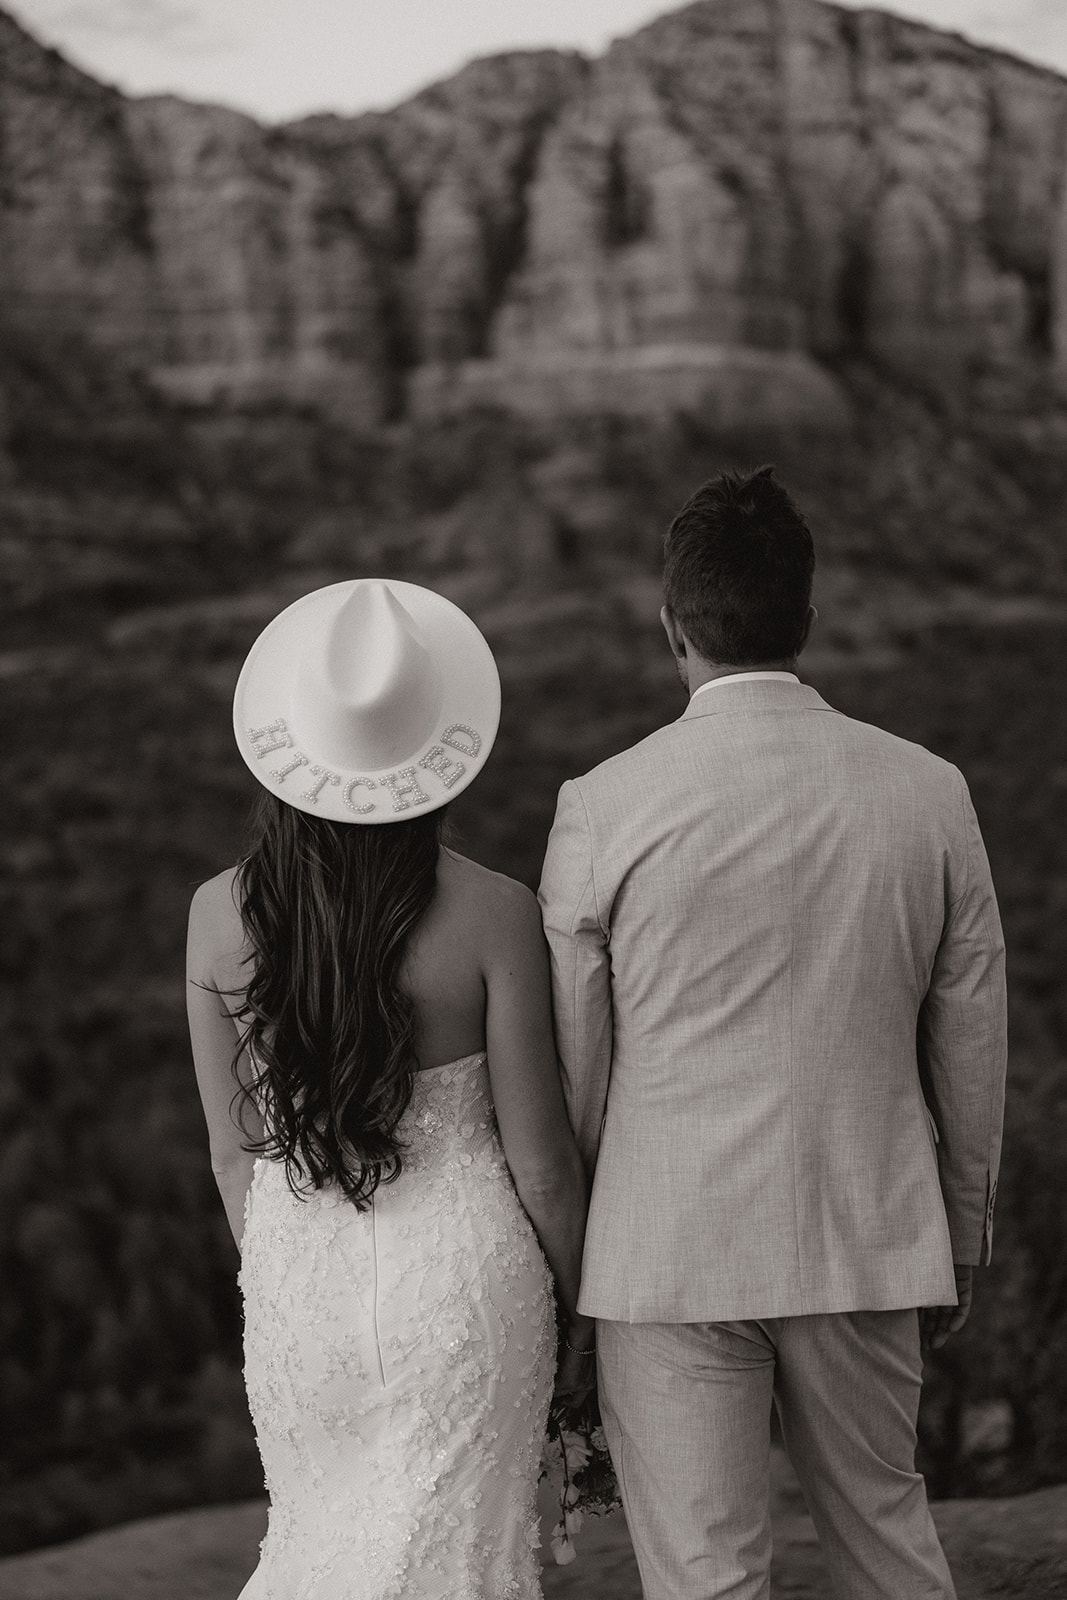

{"left": 231, "top": 790, "right": 446, "bottom": 1209}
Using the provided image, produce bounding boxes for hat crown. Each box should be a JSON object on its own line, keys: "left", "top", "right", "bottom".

{"left": 233, "top": 576, "right": 500, "bottom": 823}
{"left": 296, "top": 582, "right": 442, "bottom": 770}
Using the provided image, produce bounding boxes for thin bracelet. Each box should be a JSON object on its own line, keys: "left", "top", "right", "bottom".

{"left": 564, "top": 1338, "right": 596, "bottom": 1356}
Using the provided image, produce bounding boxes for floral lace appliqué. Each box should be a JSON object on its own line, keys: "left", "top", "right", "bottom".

{"left": 238, "top": 1053, "right": 556, "bottom": 1600}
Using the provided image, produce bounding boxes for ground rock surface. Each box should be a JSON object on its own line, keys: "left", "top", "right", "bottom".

{"left": 1, "top": 1450, "right": 1064, "bottom": 1600}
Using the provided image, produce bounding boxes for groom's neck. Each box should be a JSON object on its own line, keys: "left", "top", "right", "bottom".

{"left": 685, "top": 658, "right": 799, "bottom": 695}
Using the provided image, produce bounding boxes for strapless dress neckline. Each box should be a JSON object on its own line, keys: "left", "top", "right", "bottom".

{"left": 416, "top": 1050, "right": 487, "bottom": 1077}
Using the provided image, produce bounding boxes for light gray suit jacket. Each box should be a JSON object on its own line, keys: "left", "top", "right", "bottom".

{"left": 538, "top": 679, "right": 1006, "bottom": 1322}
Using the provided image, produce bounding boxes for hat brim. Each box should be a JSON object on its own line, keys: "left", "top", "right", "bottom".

{"left": 233, "top": 580, "right": 501, "bottom": 824}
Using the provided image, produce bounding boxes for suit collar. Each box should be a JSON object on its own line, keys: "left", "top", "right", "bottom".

{"left": 680, "top": 677, "right": 834, "bottom": 722}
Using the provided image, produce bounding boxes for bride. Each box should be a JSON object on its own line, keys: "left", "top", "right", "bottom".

{"left": 186, "top": 579, "right": 595, "bottom": 1599}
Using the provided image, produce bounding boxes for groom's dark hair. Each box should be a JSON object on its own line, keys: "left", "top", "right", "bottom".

{"left": 663, "top": 465, "right": 815, "bottom": 665}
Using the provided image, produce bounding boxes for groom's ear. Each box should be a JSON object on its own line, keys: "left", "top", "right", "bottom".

{"left": 660, "top": 605, "right": 687, "bottom": 661}
{"left": 798, "top": 604, "right": 818, "bottom": 654}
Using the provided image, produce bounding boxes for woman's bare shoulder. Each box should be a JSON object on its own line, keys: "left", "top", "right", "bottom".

{"left": 438, "top": 849, "right": 543, "bottom": 946}
{"left": 189, "top": 866, "right": 241, "bottom": 925}
{"left": 440, "top": 848, "right": 536, "bottom": 906}
{"left": 187, "top": 868, "right": 245, "bottom": 980}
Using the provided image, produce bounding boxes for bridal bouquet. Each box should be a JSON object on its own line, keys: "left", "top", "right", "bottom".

{"left": 541, "top": 1392, "right": 622, "bottom": 1564}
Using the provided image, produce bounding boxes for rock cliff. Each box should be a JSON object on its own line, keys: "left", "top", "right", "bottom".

{"left": 1, "top": 0, "right": 1065, "bottom": 425}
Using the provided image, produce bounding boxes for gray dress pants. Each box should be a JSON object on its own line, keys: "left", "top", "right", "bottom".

{"left": 597, "top": 1310, "right": 956, "bottom": 1600}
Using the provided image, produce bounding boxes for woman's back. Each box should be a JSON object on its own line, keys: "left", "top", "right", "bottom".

{"left": 200, "top": 844, "right": 537, "bottom": 1077}
{"left": 214, "top": 851, "right": 557, "bottom": 1598}
{"left": 190, "top": 841, "right": 585, "bottom": 1597}
{"left": 400, "top": 848, "right": 501, "bottom": 1070}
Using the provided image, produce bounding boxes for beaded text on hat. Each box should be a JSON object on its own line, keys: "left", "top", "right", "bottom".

{"left": 246, "top": 719, "right": 483, "bottom": 816}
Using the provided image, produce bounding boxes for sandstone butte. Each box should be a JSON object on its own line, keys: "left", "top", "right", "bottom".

{"left": 0, "top": 0, "right": 1066, "bottom": 433}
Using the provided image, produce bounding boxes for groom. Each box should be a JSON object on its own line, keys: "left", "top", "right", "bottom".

{"left": 538, "top": 466, "right": 1007, "bottom": 1600}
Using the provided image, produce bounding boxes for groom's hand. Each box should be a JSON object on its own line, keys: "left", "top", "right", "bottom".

{"left": 920, "top": 1263, "right": 974, "bottom": 1351}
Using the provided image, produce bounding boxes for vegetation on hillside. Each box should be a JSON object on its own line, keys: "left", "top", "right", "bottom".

{"left": 1, "top": 328, "right": 1065, "bottom": 1551}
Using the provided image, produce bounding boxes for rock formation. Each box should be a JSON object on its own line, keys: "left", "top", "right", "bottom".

{"left": 0, "top": 0, "right": 1065, "bottom": 426}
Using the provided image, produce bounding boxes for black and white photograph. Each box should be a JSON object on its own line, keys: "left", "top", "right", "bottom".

{"left": 1, "top": 2, "right": 1064, "bottom": 1597}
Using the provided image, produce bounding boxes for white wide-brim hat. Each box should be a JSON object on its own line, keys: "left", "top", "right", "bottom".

{"left": 233, "top": 579, "right": 500, "bottom": 824}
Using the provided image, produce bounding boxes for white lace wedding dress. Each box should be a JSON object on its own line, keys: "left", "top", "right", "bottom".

{"left": 237, "top": 1052, "right": 557, "bottom": 1600}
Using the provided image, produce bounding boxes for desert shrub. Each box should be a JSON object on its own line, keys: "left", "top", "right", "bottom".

{"left": 2, "top": 373, "right": 1065, "bottom": 1549}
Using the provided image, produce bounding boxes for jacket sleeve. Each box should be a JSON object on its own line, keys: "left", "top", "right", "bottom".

{"left": 917, "top": 770, "right": 1007, "bottom": 1265}
{"left": 537, "top": 780, "right": 613, "bottom": 1178}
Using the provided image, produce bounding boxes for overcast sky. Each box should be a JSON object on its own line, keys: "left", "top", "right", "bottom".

{"left": 7, "top": 1, "right": 1066, "bottom": 124}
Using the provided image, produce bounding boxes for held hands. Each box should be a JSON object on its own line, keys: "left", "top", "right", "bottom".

{"left": 555, "top": 1318, "right": 597, "bottom": 1408}
{"left": 920, "top": 1263, "right": 974, "bottom": 1351}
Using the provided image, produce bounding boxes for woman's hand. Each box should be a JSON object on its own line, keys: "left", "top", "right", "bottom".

{"left": 555, "top": 1343, "right": 597, "bottom": 1407}
{"left": 555, "top": 1317, "right": 598, "bottom": 1406}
